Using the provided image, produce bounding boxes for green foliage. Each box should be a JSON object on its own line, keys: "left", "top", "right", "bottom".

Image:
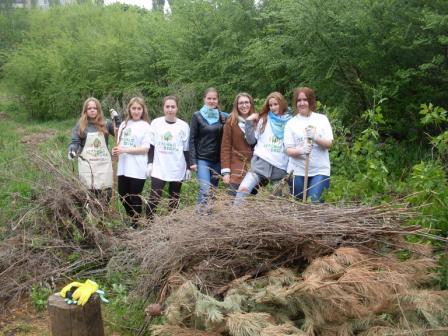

{"left": 31, "top": 285, "right": 52, "bottom": 312}
{"left": 3, "top": 0, "right": 445, "bottom": 128}
{"left": 3, "top": 4, "right": 168, "bottom": 120}
{"left": 104, "top": 282, "right": 147, "bottom": 335}
{"left": 327, "top": 100, "right": 393, "bottom": 202}
{"left": 403, "top": 161, "right": 448, "bottom": 236}
{"left": 0, "top": 9, "right": 30, "bottom": 75}
{"left": 420, "top": 103, "right": 448, "bottom": 160}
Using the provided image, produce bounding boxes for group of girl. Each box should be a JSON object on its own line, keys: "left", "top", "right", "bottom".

{"left": 68, "top": 86, "right": 333, "bottom": 223}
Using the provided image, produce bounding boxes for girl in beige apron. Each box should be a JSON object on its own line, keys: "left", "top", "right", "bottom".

{"left": 77, "top": 132, "right": 113, "bottom": 190}
{"left": 68, "top": 97, "right": 120, "bottom": 202}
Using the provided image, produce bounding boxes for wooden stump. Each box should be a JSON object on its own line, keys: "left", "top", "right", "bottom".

{"left": 48, "top": 293, "right": 105, "bottom": 336}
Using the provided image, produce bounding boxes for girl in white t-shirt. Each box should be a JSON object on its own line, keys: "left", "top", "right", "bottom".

{"left": 235, "top": 92, "right": 292, "bottom": 202}
{"left": 112, "top": 97, "right": 151, "bottom": 221}
{"left": 284, "top": 87, "right": 333, "bottom": 202}
{"left": 146, "top": 96, "right": 190, "bottom": 219}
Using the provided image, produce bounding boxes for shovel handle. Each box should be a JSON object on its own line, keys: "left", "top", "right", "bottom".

{"left": 303, "top": 153, "right": 310, "bottom": 202}
{"left": 302, "top": 128, "right": 314, "bottom": 202}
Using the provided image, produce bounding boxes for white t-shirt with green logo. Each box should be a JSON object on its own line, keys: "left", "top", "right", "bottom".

{"left": 150, "top": 117, "right": 190, "bottom": 181}
{"left": 117, "top": 120, "right": 152, "bottom": 179}
{"left": 284, "top": 112, "right": 333, "bottom": 176}
{"left": 253, "top": 119, "right": 289, "bottom": 170}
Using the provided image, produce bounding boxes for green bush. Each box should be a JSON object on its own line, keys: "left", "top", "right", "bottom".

{"left": 2, "top": 0, "right": 447, "bottom": 130}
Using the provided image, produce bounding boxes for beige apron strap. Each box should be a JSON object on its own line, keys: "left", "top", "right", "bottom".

{"left": 78, "top": 132, "right": 113, "bottom": 189}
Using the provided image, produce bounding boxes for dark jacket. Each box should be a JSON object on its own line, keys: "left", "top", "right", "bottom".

{"left": 189, "top": 111, "right": 227, "bottom": 165}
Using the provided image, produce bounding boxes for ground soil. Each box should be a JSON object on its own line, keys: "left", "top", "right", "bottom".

{"left": 19, "top": 129, "right": 57, "bottom": 147}
{"left": 0, "top": 301, "right": 49, "bottom": 336}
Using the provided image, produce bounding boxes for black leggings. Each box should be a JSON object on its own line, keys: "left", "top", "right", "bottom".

{"left": 147, "top": 176, "right": 182, "bottom": 219}
{"left": 117, "top": 175, "right": 146, "bottom": 217}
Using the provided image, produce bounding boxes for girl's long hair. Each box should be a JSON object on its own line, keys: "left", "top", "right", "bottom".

{"left": 78, "top": 97, "right": 107, "bottom": 138}
{"left": 258, "top": 92, "right": 288, "bottom": 134}
{"left": 118, "top": 96, "right": 150, "bottom": 144}
{"left": 227, "top": 92, "right": 255, "bottom": 127}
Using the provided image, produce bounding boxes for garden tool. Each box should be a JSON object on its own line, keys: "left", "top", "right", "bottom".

{"left": 110, "top": 108, "right": 121, "bottom": 209}
{"left": 303, "top": 126, "right": 315, "bottom": 201}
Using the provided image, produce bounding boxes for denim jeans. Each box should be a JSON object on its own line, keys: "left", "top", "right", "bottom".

{"left": 234, "top": 172, "right": 261, "bottom": 204}
{"left": 289, "top": 175, "right": 330, "bottom": 202}
{"left": 196, "top": 159, "right": 221, "bottom": 204}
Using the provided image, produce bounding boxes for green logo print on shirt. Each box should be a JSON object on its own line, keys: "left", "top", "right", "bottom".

{"left": 264, "top": 136, "right": 282, "bottom": 153}
{"left": 122, "top": 128, "right": 135, "bottom": 147}
{"left": 158, "top": 131, "right": 177, "bottom": 152}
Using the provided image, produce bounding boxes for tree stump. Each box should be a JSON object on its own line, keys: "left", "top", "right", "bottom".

{"left": 47, "top": 293, "right": 105, "bottom": 336}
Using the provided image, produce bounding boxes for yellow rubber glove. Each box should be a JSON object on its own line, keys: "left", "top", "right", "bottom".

{"left": 71, "top": 279, "right": 99, "bottom": 306}
{"left": 59, "top": 281, "right": 83, "bottom": 298}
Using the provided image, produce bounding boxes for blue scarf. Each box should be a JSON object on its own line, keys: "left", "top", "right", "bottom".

{"left": 268, "top": 111, "right": 292, "bottom": 139}
{"left": 200, "top": 105, "right": 220, "bottom": 125}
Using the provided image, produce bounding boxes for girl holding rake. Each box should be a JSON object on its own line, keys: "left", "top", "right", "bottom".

{"left": 284, "top": 87, "right": 333, "bottom": 202}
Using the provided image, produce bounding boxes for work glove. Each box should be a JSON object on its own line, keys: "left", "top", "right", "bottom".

{"left": 296, "top": 143, "right": 312, "bottom": 155}
{"left": 59, "top": 281, "right": 83, "bottom": 298}
{"left": 305, "top": 126, "right": 317, "bottom": 141}
{"left": 146, "top": 163, "right": 153, "bottom": 178}
{"left": 110, "top": 108, "right": 119, "bottom": 120}
{"left": 68, "top": 150, "right": 77, "bottom": 160}
{"left": 72, "top": 279, "right": 99, "bottom": 306}
{"left": 184, "top": 169, "right": 192, "bottom": 181}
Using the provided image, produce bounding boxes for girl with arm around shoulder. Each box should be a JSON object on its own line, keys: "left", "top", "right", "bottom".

{"left": 235, "top": 91, "right": 292, "bottom": 202}
{"left": 220, "top": 92, "right": 256, "bottom": 196}
{"left": 146, "top": 96, "right": 190, "bottom": 219}
{"left": 112, "top": 97, "right": 151, "bottom": 221}
{"left": 284, "top": 87, "right": 333, "bottom": 202}
{"left": 68, "top": 97, "right": 120, "bottom": 202}
{"left": 189, "top": 87, "right": 228, "bottom": 205}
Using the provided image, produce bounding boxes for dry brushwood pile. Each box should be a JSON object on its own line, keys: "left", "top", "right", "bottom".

{"left": 119, "top": 196, "right": 448, "bottom": 335}
{"left": 127, "top": 196, "right": 428, "bottom": 295}
{"left": 0, "top": 152, "right": 122, "bottom": 306}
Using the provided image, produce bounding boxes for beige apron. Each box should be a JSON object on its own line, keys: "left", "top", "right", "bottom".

{"left": 78, "top": 132, "right": 113, "bottom": 189}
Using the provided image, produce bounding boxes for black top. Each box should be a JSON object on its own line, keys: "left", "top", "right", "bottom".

{"left": 189, "top": 111, "right": 227, "bottom": 165}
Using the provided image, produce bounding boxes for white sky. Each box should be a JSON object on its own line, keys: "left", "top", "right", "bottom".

{"left": 104, "top": 0, "right": 153, "bottom": 10}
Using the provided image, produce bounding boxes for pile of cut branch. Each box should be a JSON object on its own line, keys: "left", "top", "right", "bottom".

{"left": 0, "top": 151, "right": 122, "bottom": 307}
{"left": 128, "top": 195, "right": 434, "bottom": 298}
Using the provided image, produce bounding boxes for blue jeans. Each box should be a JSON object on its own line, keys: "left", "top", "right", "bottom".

{"left": 196, "top": 159, "right": 221, "bottom": 204}
{"left": 289, "top": 175, "right": 330, "bottom": 202}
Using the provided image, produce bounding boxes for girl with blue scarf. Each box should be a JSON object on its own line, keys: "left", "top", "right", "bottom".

{"left": 235, "top": 92, "right": 292, "bottom": 203}
{"left": 189, "top": 87, "right": 228, "bottom": 205}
